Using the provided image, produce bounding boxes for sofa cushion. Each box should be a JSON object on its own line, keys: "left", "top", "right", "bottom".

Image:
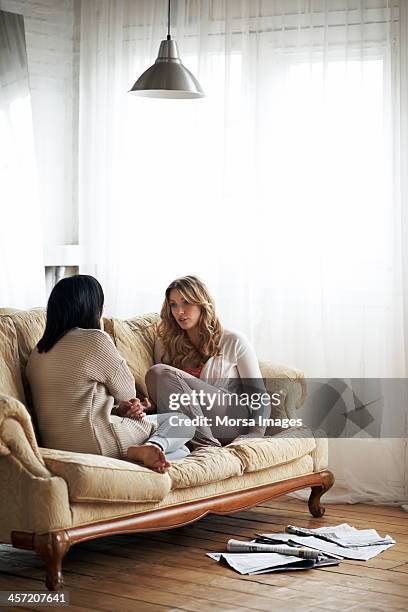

{"left": 104, "top": 313, "right": 159, "bottom": 396}
{"left": 169, "top": 446, "right": 243, "bottom": 490}
{"left": 69, "top": 455, "right": 314, "bottom": 527}
{"left": 6, "top": 308, "right": 46, "bottom": 370}
{"left": 0, "top": 317, "right": 25, "bottom": 402}
{"left": 41, "top": 448, "right": 172, "bottom": 503}
{"left": 259, "top": 361, "right": 306, "bottom": 422}
{"left": 6, "top": 309, "right": 46, "bottom": 413}
{"left": 227, "top": 428, "right": 316, "bottom": 473}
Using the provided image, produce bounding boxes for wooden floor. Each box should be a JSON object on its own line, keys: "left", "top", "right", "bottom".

{"left": 0, "top": 496, "right": 407, "bottom": 611}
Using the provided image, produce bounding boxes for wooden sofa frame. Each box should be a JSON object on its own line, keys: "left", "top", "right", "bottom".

{"left": 11, "top": 469, "right": 334, "bottom": 591}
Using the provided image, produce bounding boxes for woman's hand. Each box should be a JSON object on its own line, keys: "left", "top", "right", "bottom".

{"left": 116, "top": 398, "right": 146, "bottom": 419}
{"left": 141, "top": 396, "right": 154, "bottom": 413}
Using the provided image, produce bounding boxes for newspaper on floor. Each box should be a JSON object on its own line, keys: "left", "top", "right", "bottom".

{"left": 207, "top": 552, "right": 339, "bottom": 575}
{"left": 226, "top": 538, "right": 320, "bottom": 560}
{"left": 207, "top": 538, "right": 340, "bottom": 575}
{"left": 258, "top": 523, "right": 395, "bottom": 561}
{"left": 286, "top": 523, "right": 395, "bottom": 547}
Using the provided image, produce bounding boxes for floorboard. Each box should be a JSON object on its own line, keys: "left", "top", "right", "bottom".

{"left": 0, "top": 496, "right": 407, "bottom": 611}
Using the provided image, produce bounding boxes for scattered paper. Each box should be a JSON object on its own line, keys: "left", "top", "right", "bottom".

{"left": 260, "top": 523, "right": 395, "bottom": 561}
{"left": 207, "top": 552, "right": 315, "bottom": 574}
{"left": 286, "top": 523, "right": 395, "bottom": 547}
{"left": 207, "top": 523, "right": 396, "bottom": 575}
{"left": 226, "top": 538, "right": 320, "bottom": 560}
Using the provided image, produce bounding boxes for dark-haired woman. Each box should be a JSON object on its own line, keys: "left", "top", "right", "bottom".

{"left": 26, "top": 275, "right": 195, "bottom": 472}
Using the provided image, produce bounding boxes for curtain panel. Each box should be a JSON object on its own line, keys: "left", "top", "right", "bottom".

{"left": 78, "top": 0, "right": 408, "bottom": 504}
{"left": 0, "top": 9, "right": 45, "bottom": 309}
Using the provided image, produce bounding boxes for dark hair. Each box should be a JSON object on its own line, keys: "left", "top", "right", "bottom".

{"left": 37, "top": 275, "right": 104, "bottom": 353}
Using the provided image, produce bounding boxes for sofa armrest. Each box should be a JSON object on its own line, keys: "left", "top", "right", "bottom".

{"left": 310, "top": 430, "right": 328, "bottom": 471}
{"left": 259, "top": 361, "right": 306, "bottom": 420}
{"left": 0, "top": 394, "right": 50, "bottom": 476}
{"left": 0, "top": 395, "right": 71, "bottom": 542}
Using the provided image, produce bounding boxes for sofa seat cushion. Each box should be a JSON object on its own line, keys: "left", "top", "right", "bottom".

{"left": 227, "top": 428, "right": 316, "bottom": 473}
{"left": 169, "top": 446, "right": 243, "bottom": 490}
{"left": 40, "top": 448, "right": 172, "bottom": 503}
{"left": 70, "top": 454, "right": 314, "bottom": 527}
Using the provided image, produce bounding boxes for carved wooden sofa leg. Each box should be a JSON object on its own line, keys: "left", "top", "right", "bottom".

{"left": 33, "top": 532, "right": 71, "bottom": 591}
{"left": 308, "top": 470, "right": 335, "bottom": 518}
{"left": 12, "top": 531, "right": 71, "bottom": 591}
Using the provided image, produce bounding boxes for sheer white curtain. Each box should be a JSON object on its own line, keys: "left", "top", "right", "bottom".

{"left": 79, "top": 0, "right": 408, "bottom": 504}
{"left": 0, "top": 10, "right": 45, "bottom": 309}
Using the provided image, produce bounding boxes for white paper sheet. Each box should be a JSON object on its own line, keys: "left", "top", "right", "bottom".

{"left": 259, "top": 524, "right": 395, "bottom": 561}
{"left": 286, "top": 523, "right": 395, "bottom": 547}
{"left": 206, "top": 552, "right": 311, "bottom": 574}
{"left": 226, "top": 539, "right": 320, "bottom": 559}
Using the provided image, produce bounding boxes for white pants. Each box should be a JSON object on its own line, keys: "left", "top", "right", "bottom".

{"left": 146, "top": 413, "right": 192, "bottom": 459}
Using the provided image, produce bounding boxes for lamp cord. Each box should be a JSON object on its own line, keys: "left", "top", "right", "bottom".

{"left": 167, "top": 0, "right": 171, "bottom": 40}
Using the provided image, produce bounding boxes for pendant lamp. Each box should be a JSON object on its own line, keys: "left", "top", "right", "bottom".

{"left": 129, "top": 0, "right": 205, "bottom": 99}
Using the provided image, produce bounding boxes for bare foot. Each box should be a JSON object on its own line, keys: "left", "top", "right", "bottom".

{"left": 127, "top": 443, "right": 171, "bottom": 473}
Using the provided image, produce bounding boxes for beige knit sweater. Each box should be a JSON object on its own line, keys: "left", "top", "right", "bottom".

{"left": 26, "top": 328, "right": 155, "bottom": 458}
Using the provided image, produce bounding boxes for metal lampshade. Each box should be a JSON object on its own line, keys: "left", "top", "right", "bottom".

{"left": 129, "top": 1, "right": 204, "bottom": 99}
{"left": 130, "top": 39, "right": 204, "bottom": 99}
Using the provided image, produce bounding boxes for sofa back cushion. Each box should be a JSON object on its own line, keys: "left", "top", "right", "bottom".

{"left": 7, "top": 308, "right": 47, "bottom": 370}
{"left": 6, "top": 309, "right": 46, "bottom": 414}
{"left": 103, "top": 313, "right": 159, "bottom": 397}
{"left": 0, "top": 317, "right": 25, "bottom": 403}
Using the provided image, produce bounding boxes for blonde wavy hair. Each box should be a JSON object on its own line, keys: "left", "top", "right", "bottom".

{"left": 158, "top": 275, "right": 223, "bottom": 369}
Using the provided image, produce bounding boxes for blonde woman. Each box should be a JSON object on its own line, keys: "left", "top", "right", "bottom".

{"left": 145, "top": 276, "right": 270, "bottom": 447}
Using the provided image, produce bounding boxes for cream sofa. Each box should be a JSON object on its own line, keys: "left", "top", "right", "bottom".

{"left": 0, "top": 308, "right": 334, "bottom": 590}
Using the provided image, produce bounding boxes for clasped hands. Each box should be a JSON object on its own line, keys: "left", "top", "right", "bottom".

{"left": 116, "top": 397, "right": 152, "bottom": 419}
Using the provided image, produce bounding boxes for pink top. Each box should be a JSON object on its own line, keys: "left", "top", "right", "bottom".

{"left": 183, "top": 365, "right": 203, "bottom": 378}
